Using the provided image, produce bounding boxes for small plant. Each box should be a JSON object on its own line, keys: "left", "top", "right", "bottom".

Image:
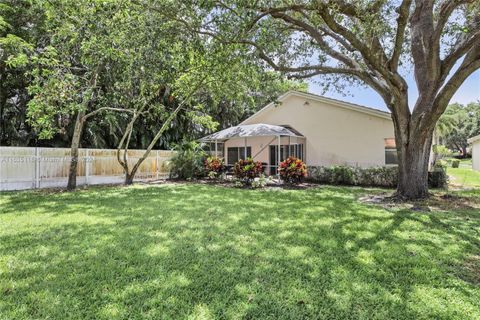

{"left": 279, "top": 156, "right": 307, "bottom": 184}
{"left": 234, "top": 180, "right": 243, "bottom": 188}
{"left": 428, "top": 167, "right": 449, "bottom": 189}
{"left": 251, "top": 174, "right": 271, "bottom": 188}
{"left": 204, "top": 156, "right": 226, "bottom": 179}
{"left": 433, "top": 145, "right": 452, "bottom": 159}
{"left": 233, "top": 158, "right": 263, "bottom": 185}
{"left": 451, "top": 159, "right": 460, "bottom": 168}
{"left": 434, "top": 159, "right": 448, "bottom": 169}
{"left": 169, "top": 141, "right": 206, "bottom": 180}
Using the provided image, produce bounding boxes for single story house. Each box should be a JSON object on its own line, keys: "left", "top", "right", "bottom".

{"left": 468, "top": 134, "right": 480, "bottom": 171}
{"left": 201, "top": 91, "right": 398, "bottom": 175}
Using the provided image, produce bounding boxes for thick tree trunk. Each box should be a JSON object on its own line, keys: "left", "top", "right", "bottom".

{"left": 67, "top": 111, "right": 85, "bottom": 191}
{"left": 395, "top": 128, "right": 434, "bottom": 199}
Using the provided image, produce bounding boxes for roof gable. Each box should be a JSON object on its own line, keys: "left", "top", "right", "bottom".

{"left": 468, "top": 134, "right": 480, "bottom": 144}
{"left": 240, "top": 91, "right": 392, "bottom": 125}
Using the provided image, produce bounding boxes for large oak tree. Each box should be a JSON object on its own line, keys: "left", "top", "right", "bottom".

{"left": 182, "top": 0, "right": 480, "bottom": 199}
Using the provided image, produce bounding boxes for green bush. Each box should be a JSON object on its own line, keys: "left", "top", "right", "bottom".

{"left": 433, "top": 145, "right": 452, "bottom": 158}
{"left": 308, "top": 165, "right": 446, "bottom": 189}
{"left": 451, "top": 159, "right": 460, "bottom": 168}
{"left": 428, "top": 168, "right": 448, "bottom": 189}
{"left": 169, "top": 141, "right": 206, "bottom": 180}
{"left": 279, "top": 157, "right": 307, "bottom": 184}
{"left": 233, "top": 158, "right": 263, "bottom": 186}
{"left": 308, "top": 166, "right": 397, "bottom": 187}
{"left": 357, "top": 167, "right": 399, "bottom": 187}
{"left": 204, "top": 156, "right": 226, "bottom": 179}
{"left": 434, "top": 159, "right": 448, "bottom": 170}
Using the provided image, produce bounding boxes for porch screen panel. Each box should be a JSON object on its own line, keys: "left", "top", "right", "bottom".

{"left": 227, "top": 147, "right": 251, "bottom": 166}
{"left": 269, "top": 144, "right": 304, "bottom": 175}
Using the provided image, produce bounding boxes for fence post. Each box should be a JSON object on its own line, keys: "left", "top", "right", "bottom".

{"left": 85, "top": 149, "right": 90, "bottom": 185}
{"left": 35, "top": 147, "right": 40, "bottom": 189}
{"left": 156, "top": 150, "right": 159, "bottom": 179}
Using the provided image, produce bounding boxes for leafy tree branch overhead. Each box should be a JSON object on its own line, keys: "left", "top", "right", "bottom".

{"left": 172, "top": 0, "right": 480, "bottom": 199}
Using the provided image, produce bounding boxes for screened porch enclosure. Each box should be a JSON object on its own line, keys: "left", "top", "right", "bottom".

{"left": 269, "top": 143, "right": 305, "bottom": 175}
{"left": 200, "top": 124, "right": 306, "bottom": 176}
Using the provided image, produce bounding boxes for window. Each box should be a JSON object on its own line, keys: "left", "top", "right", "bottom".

{"left": 385, "top": 148, "right": 398, "bottom": 165}
{"left": 384, "top": 138, "right": 398, "bottom": 165}
{"left": 227, "top": 147, "right": 251, "bottom": 166}
{"left": 208, "top": 142, "right": 224, "bottom": 158}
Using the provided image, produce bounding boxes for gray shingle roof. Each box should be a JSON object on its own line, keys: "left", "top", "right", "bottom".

{"left": 200, "top": 123, "right": 303, "bottom": 141}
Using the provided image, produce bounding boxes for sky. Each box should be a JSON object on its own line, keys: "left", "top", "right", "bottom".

{"left": 308, "top": 70, "right": 480, "bottom": 112}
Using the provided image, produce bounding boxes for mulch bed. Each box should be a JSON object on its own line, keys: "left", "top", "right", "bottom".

{"left": 359, "top": 192, "right": 480, "bottom": 212}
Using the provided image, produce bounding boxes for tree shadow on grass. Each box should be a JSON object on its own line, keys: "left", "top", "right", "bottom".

{"left": 0, "top": 184, "right": 479, "bottom": 319}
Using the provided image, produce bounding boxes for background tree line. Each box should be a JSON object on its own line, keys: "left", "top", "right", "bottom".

{"left": 436, "top": 102, "right": 480, "bottom": 157}
{"left": 0, "top": 0, "right": 305, "bottom": 151}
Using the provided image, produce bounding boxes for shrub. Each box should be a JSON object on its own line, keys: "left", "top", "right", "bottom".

{"left": 233, "top": 158, "right": 263, "bottom": 185}
{"left": 307, "top": 165, "right": 398, "bottom": 188}
{"left": 251, "top": 174, "right": 271, "bottom": 189}
{"left": 308, "top": 165, "right": 446, "bottom": 189}
{"left": 308, "top": 166, "right": 360, "bottom": 186}
{"left": 451, "top": 159, "right": 460, "bottom": 168}
{"left": 169, "top": 141, "right": 206, "bottom": 180}
{"left": 433, "top": 144, "right": 452, "bottom": 158}
{"left": 434, "top": 159, "right": 448, "bottom": 170}
{"left": 204, "top": 156, "right": 226, "bottom": 179}
{"left": 428, "top": 167, "right": 448, "bottom": 189}
{"left": 279, "top": 156, "right": 307, "bottom": 184}
{"left": 356, "top": 167, "right": 398, "bottom": 187}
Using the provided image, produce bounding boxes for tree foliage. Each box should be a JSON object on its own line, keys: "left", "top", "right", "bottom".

{"left": 2, "top": 0, "right": 305, "bottom": 150}
{"left": 181, "top": 0, "right": 480, "bottom": 199}
{"left": 440, "top": 102, "right": 480, "bottom": 155}
{"left": 0, "top": 0, "right": 45, "bottom": 146}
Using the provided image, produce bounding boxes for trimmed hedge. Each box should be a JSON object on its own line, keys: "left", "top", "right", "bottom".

{"left": 451, "top": 159, "right": 460, "bottom": 168}
{"left": 307, "top": 165, "right": 447, "bottom": 189}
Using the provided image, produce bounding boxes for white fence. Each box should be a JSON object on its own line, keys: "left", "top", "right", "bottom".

{"left": 0, "top": 147, "right": 174, "bottom": 191}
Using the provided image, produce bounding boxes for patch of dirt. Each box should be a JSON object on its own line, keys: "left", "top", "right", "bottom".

{"left": 145, "top": 178, "right": 321, "bottom": 190}
{"left": 359, "top": 192, "right": 480, "bottom": 212}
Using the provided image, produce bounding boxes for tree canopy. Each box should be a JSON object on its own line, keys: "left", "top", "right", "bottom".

{"left": 172, "top": 0, "right": 480, "bottom": 199}
{"left": 439, "top": 102, "right": 480, "bottom": 155}
{"left": 1, "top": 0, "right": 305, "bottom": 150}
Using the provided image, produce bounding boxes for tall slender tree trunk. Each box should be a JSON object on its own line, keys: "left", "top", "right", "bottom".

{"left": 67, "top": 111, "right": 85, "bottom": 190}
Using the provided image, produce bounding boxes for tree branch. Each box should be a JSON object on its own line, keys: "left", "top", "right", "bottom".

{"left": 84, "top": 107, "right": 135, "bottom": 120}
{"left": 433, "top": 44, "right": 480, "bottom": 121}
{"left": 389, "top": 0, "right": 413, "bottom": 71}
{"left": 441, "top": 25, "right": 480, "bottom": 79}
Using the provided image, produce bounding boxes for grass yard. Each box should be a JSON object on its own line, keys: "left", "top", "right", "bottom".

{"left": 447, "top": 159, "right": 480, "bottom": 188}
{"left": 1, "top": 184, "right": 480, "bottom": 319}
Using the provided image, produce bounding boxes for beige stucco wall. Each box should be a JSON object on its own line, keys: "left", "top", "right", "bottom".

{"left": 473, "top": 140, "right": 480, "bottom": 171}
{"left": 241, "top": 94, "right": 395, "bottom": 168}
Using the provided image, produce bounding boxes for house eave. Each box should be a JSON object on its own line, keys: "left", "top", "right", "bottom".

{"left": 467, "top": 134, "right": 480, "bottom": 144}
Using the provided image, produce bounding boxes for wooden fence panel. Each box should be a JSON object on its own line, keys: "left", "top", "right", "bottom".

{"left": 0, "top": 147, "right": 174, "bottom": 191}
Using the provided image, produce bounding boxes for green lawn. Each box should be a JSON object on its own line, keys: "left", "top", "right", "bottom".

{"left": 1, "top": 184, "right": 479, "bottom": 319}
{"left": 447, "top": 159, "right": 480, "bottom": 188}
